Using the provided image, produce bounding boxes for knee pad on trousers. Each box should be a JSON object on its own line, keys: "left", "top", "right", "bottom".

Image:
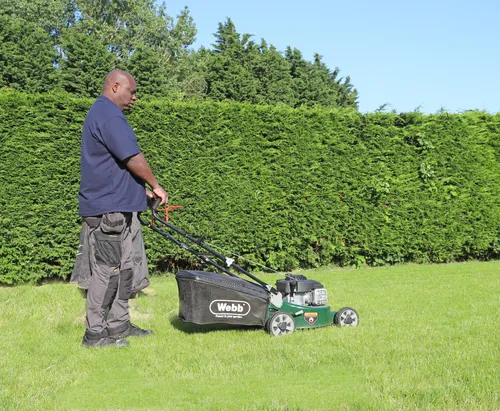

{"left": 119, "top": 269, "right": 133, "bottom": 300}
{"left": 101, "top": 274, "right": 119, "bottom": 309}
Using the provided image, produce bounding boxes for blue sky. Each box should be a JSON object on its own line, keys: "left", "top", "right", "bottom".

{"left": 163, "top": 0, "right": 499, "bottom": 114}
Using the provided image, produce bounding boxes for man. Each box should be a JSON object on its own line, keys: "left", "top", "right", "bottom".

{"left": 77, "top": 69, "right": 167, "bottom": 348}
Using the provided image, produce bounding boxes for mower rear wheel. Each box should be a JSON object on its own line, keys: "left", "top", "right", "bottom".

{"left": 334, "top": 307, "right": 359, "bottom": 327}
{"left": 266, "top": 312, "right": 295, "bottom": 336}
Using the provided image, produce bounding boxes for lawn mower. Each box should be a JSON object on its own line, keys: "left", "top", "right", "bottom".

{"left": 140, "top": 200, "right": 359, "bottom": 336}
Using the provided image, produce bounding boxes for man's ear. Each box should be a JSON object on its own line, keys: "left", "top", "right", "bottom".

{"left": 112, "top": 82, "right": 119, "bottom": 93}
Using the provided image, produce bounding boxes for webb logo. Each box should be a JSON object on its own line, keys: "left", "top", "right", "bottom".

{"left": 209, "top": 300, "right": 251, "bottom": 316}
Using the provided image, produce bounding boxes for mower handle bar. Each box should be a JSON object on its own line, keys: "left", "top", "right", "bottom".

{"left": 145, "top": 203, "right": 272, "bottom": 290}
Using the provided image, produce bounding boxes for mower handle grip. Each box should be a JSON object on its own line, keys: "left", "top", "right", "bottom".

{"left": 152, "top": 197, "right": 162, "bottom": 210}
{"left": 147, "top": 196, "right": 162, "bottom": 210}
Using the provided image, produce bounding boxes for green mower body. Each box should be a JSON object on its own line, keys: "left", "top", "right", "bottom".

{"left": 268, "top": 300, "right": 335, "bottom": 329}
{"left": 262, "top": 275, "right": 359, "bottom": 335}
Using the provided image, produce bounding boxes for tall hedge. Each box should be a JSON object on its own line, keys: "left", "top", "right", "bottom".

{"left": 0, "top": 92, "right": 499, "bottom": 284}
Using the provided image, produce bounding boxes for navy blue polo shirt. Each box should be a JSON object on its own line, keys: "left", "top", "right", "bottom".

{"left": 78, "top": 95, "right": 147, "bottom": 216}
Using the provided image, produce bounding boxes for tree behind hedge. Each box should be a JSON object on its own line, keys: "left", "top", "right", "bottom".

{"left": 0, "top": 2, "right": 358, "bottom": 108}
{"left": 59, "top": 22, "right": 114, "bottom": 97}
{"left": 0, "top": 14, "right": 59, "bottom": 92}
{"left": 203, "top": 19, "right": 358, "bottom": 109}
{"left": 0, "top": 0, "right": 199, "bottom": 98}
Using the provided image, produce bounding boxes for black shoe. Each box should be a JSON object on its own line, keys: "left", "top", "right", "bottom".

{"left": 110, "top": 322, "right": 153, "bottom": 338}
{"left": 82, "top": 333, "right": 129, "bottom": 348}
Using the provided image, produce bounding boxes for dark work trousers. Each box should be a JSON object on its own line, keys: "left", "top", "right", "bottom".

{"left": 71, "top": 212, "right": 150, "bottom": 294}
{"left": 84, "top": 212, "right": 134, "bottom": 335}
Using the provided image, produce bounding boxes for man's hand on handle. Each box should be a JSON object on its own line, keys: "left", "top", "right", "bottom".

{"left": 151, "top": 186, "right": 168, "bottom": 206}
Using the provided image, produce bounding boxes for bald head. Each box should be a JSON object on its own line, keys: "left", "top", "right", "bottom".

{"left": 104, "top": 70, "right": 133, "bottom": 90}
{"left": 102, "top": 70, "right": 137, "bottom": 111}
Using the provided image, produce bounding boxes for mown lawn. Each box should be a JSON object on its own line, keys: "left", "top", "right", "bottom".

{"left": 1, "top": 261, "right": 499, "bottom": 410}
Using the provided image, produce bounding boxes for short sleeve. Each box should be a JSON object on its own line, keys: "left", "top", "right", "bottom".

{"left": 100, "top": 116, "right": 141, "bottom": 161}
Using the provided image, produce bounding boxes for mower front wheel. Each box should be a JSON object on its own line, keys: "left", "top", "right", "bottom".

{"left": 334, "top": 307, "right": 359, "bottom": 327}
{"left": 266, "top": 311, "right": 295, "bottom": 336}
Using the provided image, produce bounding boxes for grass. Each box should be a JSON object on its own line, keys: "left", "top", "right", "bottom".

{"left": 1, "top": 261, "right": 499, "bottom": 410}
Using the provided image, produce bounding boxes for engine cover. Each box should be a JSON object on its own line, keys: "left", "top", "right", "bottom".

{"left": 276, "top": 276, "right": 328, "bottom": 306}
{"left": 276, "top": 278, "right": 324, "bottom": 294}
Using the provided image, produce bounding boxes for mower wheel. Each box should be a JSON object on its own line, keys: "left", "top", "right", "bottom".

{"left": 334, "top": 307, "right": 359, "bottom": 327}
{"left": 266, "top": 312, "right": 295, "bottom": 336}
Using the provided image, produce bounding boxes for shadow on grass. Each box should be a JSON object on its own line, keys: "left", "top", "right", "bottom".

{"left": 169, "top": 316, "right": 263, "bottom": 334}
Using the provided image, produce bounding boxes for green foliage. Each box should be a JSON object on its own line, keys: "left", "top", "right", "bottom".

{"left": 0, "top": 14, "right": 58, "bottom": 92}
{"left": 203, "top": 19, "right": 358, "bottom": 109}
{"left": 0, "top": 0, "right": 77, "bottom": 40}
{"left": 254, "top": 41, "right": 296, "bottom": 106}
{"left": 204, "top": 19, "right": 260, "bottom": 103}
{"left": 0, "top": 2, "right": 358, "bottom": 108}
{"left": 284, "top": 48, "right": 358, "bottom": 109}
{"left": 0, "top": 0, "right": 200, "bottom": 98}
{"left": 0, "top": 93, "right": 88, "bottom": 284}
{"left": 59, "top": 22, "right": 114, "bottom": 97}
{"left": 1, "top": 93, "right": 499, "bottom": 284}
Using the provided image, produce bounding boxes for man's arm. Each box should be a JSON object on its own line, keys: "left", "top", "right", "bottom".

{"left": 124, "top": 152, "right": 168, "bottom": 205}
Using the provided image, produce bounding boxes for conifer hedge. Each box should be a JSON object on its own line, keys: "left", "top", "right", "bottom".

{"left": 1, "top": 92, "right": 499, "bottom": 284}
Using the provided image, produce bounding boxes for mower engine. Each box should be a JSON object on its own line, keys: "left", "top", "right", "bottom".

{"left": 276, "top": 275, "right": 328, "bottom": 306}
